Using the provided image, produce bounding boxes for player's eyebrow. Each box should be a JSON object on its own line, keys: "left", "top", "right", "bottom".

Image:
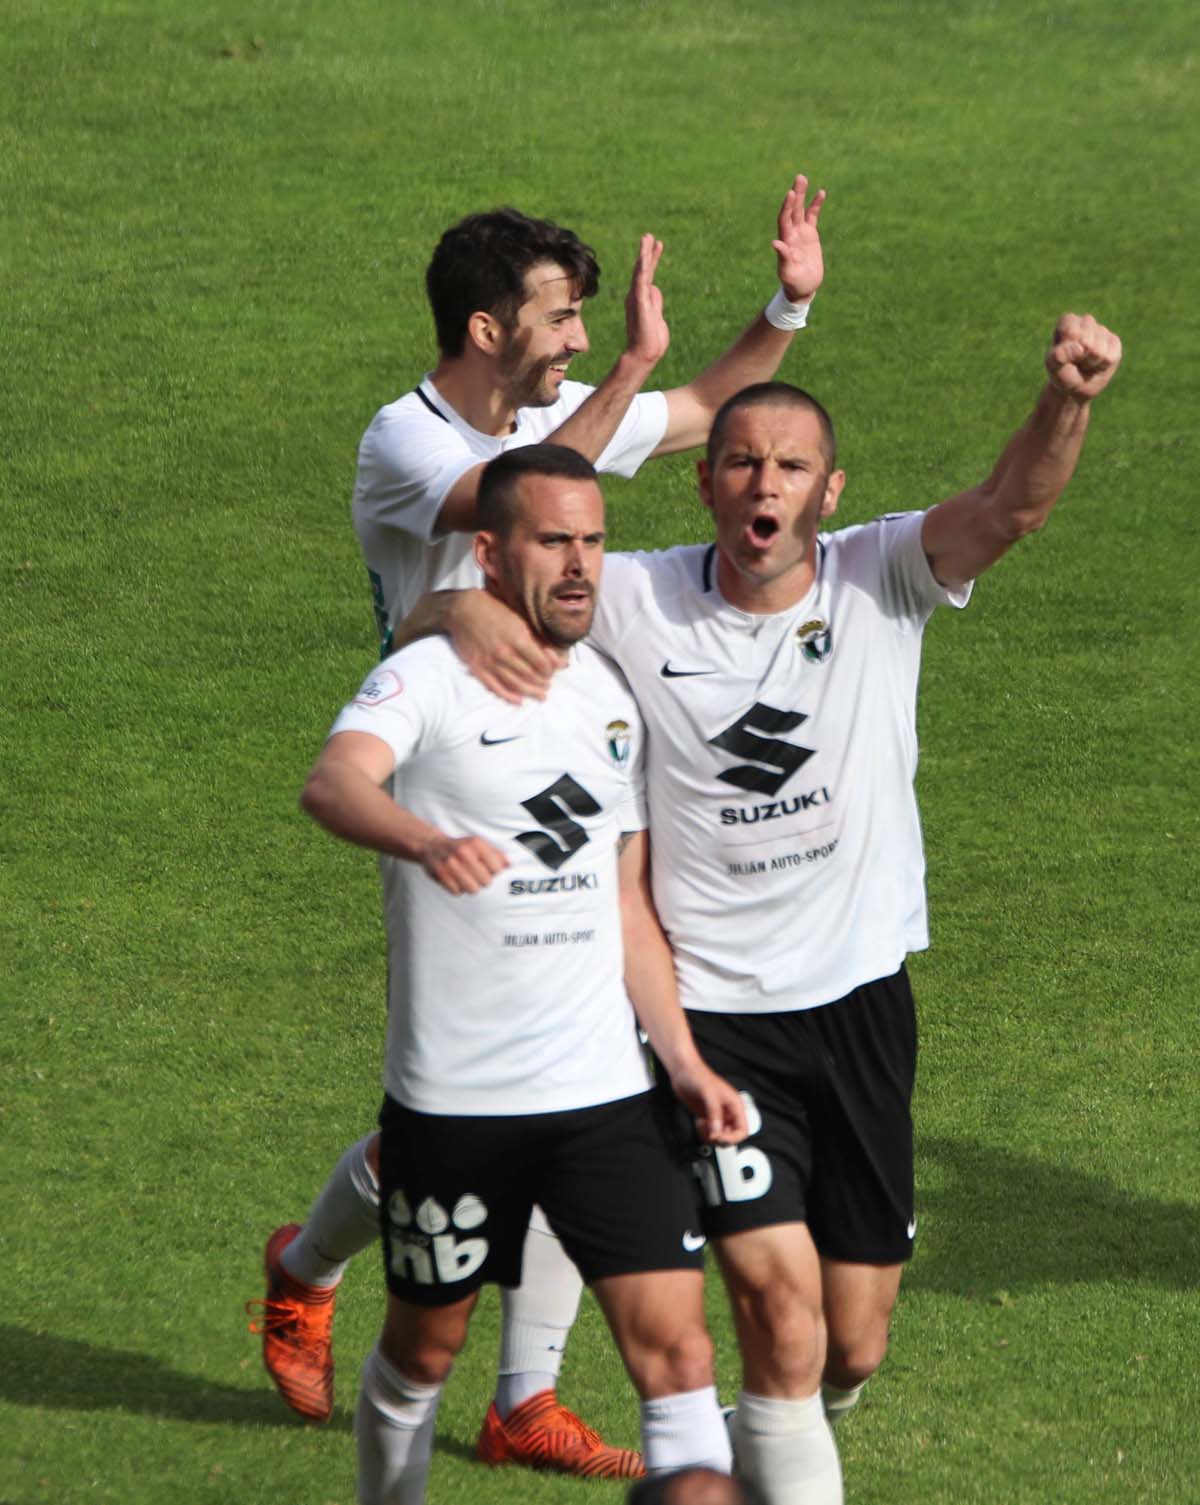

{"left": 726, "top": 445, "right": 811, "bottom": 466}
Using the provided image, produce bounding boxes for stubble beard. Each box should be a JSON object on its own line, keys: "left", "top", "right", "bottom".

{"left": 535, "top": 584, "right": 595, "bottom": 648}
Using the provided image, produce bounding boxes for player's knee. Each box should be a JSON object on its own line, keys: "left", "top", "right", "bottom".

{"left": 824, "top": 1327, "right": 888, "bottom": 1390}
{"left": 632, "top": 1321, "right": 715, "bottom": 1398}
{"left": 735, "top": 1282, "right": 824, "bottom": 1384}
{"left": 378, "top": 1302, "right": 470, "bottom": 1387}
{"left": 378, "top": 1330, "right": 459, "bottom": 1387}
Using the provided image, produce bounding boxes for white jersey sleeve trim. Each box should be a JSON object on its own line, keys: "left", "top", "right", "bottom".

{"left": 593, "top": 389, "right": 669, "bottom": 478}
{"left": 354, "top": 395, "right": 481, "bottom": 546}
{"left": 874, "top": 510, "right": 973, "bottom": 624}
{"left": 328, "top": 643, "right": 454, "bottom": 764}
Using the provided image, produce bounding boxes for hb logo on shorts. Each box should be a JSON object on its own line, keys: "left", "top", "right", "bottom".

{"left": 694, "top": 1092, "right": 773, "bottom": 1206}
{"left": 387, "top": 1190, "right": 489, "bottom": 1285}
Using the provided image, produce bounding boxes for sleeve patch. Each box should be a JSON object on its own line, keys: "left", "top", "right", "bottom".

{"left": 353, "top": 669, "right": 404, "bottom": 707}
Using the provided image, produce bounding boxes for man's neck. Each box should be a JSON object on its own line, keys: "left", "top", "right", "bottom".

{"left": 714, "top": 548, "right": 818, "bottom": 616}
{"left": 428, "top": 358, "right": 518, "bottom": 438}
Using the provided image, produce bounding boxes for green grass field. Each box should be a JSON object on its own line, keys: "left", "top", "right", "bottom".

{"left": 3, "top": 1, "right": 1197, "bottom": 1501}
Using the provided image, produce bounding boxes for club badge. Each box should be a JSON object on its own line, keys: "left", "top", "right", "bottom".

{"left": 795, "top": 618, "right": 832, "bottom": 665}
{"left": 605, "top": 718, "right": 632, "bottom": 766}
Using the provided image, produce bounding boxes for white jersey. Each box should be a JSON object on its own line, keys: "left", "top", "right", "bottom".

{"left": 353, "top": 376, "right": 668, "bottom": 649}
{"left": 589, "top": 510, "right": 972, "bottom": 1014}
{"left": 330, "top": 637, "right": 651, "bottom": 1115}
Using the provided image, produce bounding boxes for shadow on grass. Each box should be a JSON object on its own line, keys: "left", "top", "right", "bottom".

{"left": 909, "top": 1135, "right": 1200, "bottom": 1295}
{"left": 0, "top": 1326, "right": 352, "bottom": 1432}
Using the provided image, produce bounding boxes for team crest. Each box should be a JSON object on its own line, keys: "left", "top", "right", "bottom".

{"left": 795, "top": 618, "right": 833, "bottom": 665}
{"left": 605, "top": 719, "right": 632, "bottom": 766}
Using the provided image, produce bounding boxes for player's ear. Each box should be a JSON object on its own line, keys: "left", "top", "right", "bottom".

{"left": 820, "top": 468, "right": 845, "bottom": 520}
{"left": 467, "top": 310, "right": 504, "bottom": 356}
{"left": 697, "top": 457, "right": 715, "bottom": 514}
{"left": 473, "top": 529, "right": 501, "bottom": 582}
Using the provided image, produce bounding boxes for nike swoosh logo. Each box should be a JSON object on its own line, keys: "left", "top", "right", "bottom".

{"left": 480, "top": 733, "right": 522, "bottom": 746}
{"left": 682, "top": 1230, "right": 707, "bottom": 1252}
{"left": 907, "top": 1217, "right": 917, "bottom": 1240}
{"left": 661, "top": 663, "right": 716, "bottom": 678}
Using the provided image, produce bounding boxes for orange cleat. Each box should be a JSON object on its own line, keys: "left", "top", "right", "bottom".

{"left": 246, "top": 1223, "right": 337, "bottom": 1422}
{"left": 477, "top": 1389, "right": 644, "bottom": 1479}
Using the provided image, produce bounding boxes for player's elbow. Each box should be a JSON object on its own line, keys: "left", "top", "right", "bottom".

{"left": 299, "top": 768, "right": 335, "bottom": 827}
{"left": 982, "top": 484, "right": 1053, "bottom": 547}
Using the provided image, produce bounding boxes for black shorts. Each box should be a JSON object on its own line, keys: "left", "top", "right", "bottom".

{"left": 657, "top": 966, "right": 917, "bottom": 1264}
{"left": 377, "top": 1091, "right": 706, "bottom": 1306}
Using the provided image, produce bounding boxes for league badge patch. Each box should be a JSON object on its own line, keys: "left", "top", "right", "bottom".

{"left": 353, "top": 669, "right": 404, "bottom": 706}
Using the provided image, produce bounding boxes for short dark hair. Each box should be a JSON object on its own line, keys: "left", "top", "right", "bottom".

{"left": 426, "top": 208, "right": 601, "bottom": 357}
{"left": 477, "top": 443, "right": 599, "bottom": 538}
{"left": 706, "top": 382, "right": 837, "bottom": 472}
{"left": 627, "top": 1468, "right": 766, "bottom": 1505}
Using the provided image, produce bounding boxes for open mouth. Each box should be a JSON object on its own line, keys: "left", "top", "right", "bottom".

{"left": 552, "top": 585, "right": 593, "bottom": 607}
{"left": 744, "top": 514, "right": 781, "bottom": 550}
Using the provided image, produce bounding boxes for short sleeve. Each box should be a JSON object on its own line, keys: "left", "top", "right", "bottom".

{"left": 874, "top": 511, "right": 973, "bottom": 626}
{"left": 328, "top": 649, "right": 447, "bottom": 765}
{"left": 588, "top": 551, "right": 644, "bottom": 657}
{"left": 615, "top": 717, "right": 648, "bottom": 833}
{"left": 594, "top": 390, "right": 669, "bottom": 478}
{"left": 354, "top": 403, "right": 480, "bottom": 545}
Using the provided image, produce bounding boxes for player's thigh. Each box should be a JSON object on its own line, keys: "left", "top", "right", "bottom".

{"left": 805, "top": 968, "right": 918, "bottom": 1265}
{"left": 537, "top": 1091, "right": 705, "bottom": 1282}
{"left": 658, "top": 1011, "right": 813, "bottom": 1238}
{"left": 713, "top": 1220, "right": 826, "bottom": 1396}
{"left": 376, "top": 1096, "right": 537, "bottom": 1306}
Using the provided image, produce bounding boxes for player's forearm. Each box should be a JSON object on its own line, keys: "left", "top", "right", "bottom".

{"left": 924, "top": 384, "right": 1094, "bottom": 587}
{"left": 695, "top": 313, "right": 798, "bottom": 406}
{"left": 988, "top": 381, "right": 1093, "bottom": 533}
{"left": 658, "top": 316, "right": 797, "bottom": 455}
{"left": 550, "top": 350, "right": 661, "bottom": 462}
{"left": 620, "top": 895, "right": 706, "bottom": 1080}
{"left": 389, "top": 590, "right": 467, "bottom": 653}
{"left": 300, "top": 762, "right": 441, "bottom": 862}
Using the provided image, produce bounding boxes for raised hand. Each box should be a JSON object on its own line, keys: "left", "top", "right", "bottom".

{"left": 1046, "top": 313, "right": 1122, "bottom": 401}
{"left": 624, "top": 232, "right": 670, "bottom": 367}
{"left": 772, "top": 172, "right": 827, "bottom": 304}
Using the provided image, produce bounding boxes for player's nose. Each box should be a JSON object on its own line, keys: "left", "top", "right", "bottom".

{"left": 565, "top": 317, "right": 589, "bottom": 355}
{"left": 754, "top": 459, "right": 781, "bottom": 495}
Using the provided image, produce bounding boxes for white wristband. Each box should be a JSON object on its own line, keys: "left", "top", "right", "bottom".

{"left": 764, "top": 287, "right": 813, "bottom": 331}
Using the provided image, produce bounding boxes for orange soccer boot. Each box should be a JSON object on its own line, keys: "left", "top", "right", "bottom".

{"left": 477, "top": 1388, "right": 644, "bottom": 1479}
{"left": 246, "top": 1223, "right": 337, "bottom": 1422}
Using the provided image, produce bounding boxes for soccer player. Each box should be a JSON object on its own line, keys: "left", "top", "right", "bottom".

{"left": 300, "top": 445, "right": 748, "bottom": 1504}
{"left": 250, "top": 175, "right": 828, "bottom": 1473}
{"left": 422, "top": 314, "right": 1123, "bottom": 1504}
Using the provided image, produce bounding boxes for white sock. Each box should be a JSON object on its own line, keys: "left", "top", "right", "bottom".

{"left": 355, "top": 1345, "right": 443, "bottom": 1505}
{"left": 495, "top": 1205, "right": 583, "bottom": 1417}
{"left": 282, "top": 1135, "right": 381, "bottom": 1288}
{"left": 640, "top": 1385, "right": 732, "bottom": 1475}
{"left": 732, "top": 1390, "right": 842, "bottom": 1505}
{"left": 821, "top": 1381, "right": 865, "bottom": 1427}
